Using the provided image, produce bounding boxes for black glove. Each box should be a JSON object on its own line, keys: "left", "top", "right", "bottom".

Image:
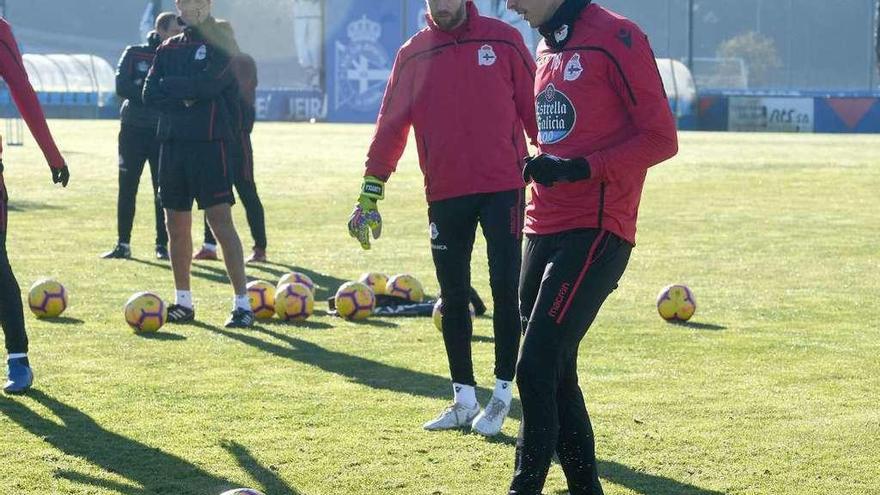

{"left": 51, "top": 164, "right": 70, "bottom": 187}
{"left": 522, "top": 153, "right": 591, "bottom": 187}
{"left": 0, "top": 159, "right": 4, "bottom": 174}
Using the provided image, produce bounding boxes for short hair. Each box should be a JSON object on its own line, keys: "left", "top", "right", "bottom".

{"left": 155, "top": 12, "right": 177, "bottom": 32}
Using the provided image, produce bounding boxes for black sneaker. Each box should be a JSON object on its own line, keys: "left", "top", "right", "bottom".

{"left": 225, "top": 308, "right": 255, "bottom": 328}
{"left": 155, "top": 245, "right": 170, "bottom": 260}
{"left": 101, "top": 244, "right": 131, "bottom": 259}
{"left": 167, "top": 304, "right": 195, "bottom": 324}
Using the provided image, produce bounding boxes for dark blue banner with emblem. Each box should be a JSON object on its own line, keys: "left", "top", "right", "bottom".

{"left": 325, "top": 0, "right": 406, "bottom": 123}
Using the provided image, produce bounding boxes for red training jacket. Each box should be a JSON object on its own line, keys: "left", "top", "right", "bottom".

{"left": 0, "top": 18, "right": 65, "bottom": 169}
{"left": 365, "top": 1, "right": 538, "bottom": 202}
{"left": 526, "top": 3, "right": 678, "bottom": 244}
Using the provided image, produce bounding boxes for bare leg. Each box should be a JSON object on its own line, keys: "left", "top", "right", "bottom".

{"left": 165, "top": 209, "right": 192, "bottom": 291}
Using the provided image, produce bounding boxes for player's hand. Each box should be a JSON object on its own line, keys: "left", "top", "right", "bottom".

{"left": 348, "top": 176, "right": 385, "bottom": 250}
{"left": 522, "top": 154, "right": 591, "bottom": 187}
{"left": 51, "top": 163, "right": 70, "bottom": 187}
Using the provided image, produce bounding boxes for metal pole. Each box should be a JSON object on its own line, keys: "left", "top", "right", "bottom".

{"left": 0, "top": 0, "right": 7, "bottom": 18}
{"left": 687, "top": 0, "right": 694, "bottom": 71}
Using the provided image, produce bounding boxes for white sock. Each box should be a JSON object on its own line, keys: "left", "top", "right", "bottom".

{"left": 203, "top": 243, "right": 217, "bottom": 252}
{"left": 494, "top": 379, "right": 513, "bottom": 405}
{"left": 175, "top": 290, "right": 193, "bottom": 309}
{"left": 7, "top": 353, "right": 27, "bottom": 360}
{"left": 234, "top": 294, "right": 250, "bottom": 311}
{"left": 453, "top": 383, "right": 477, "bottom": 408}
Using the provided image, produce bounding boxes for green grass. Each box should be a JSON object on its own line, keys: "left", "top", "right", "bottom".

{"left": 0, "top": 122, "right": 877, "bottom": 495}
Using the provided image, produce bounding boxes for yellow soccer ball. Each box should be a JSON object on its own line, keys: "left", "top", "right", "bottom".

{"left": 247, "top": 280, "right": 276, "bottom": 320}
{"left": 219, "top": 490, "right": 266, "bottom": 495}
{"left": 657, "top": 284, "right": 697, "bottom": 322}
{"left": 432, "top": 298, "right": 475, "bottom": 331}
{"left": 358, "top": 272, "right": 389, "bottom": 295}
{"left": 386, "top": 274, "right": 424, "bottom": 302}
{"left": 277, "top": 272, "right": 315, "bottom": 295}
{"left": 124, "top": 292, "right": 168, "bottom": 333}
{"left": 275, "top": 282, "right": 314, "bottom": 321}
{"left": 28, "top": 278, "right": 68, "bottom": 318}
{"left": 335, "top": 282, "right": 375, "bottom": 321}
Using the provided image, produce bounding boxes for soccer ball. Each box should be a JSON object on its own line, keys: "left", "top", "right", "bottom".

{"left": 277, "top": 272, "right": 315, "bottom": 295}
{"left": 28, "top": 278, "right": 68, "bottom": 318}
{"left": 335, "top": 282, "right": 375, "bottom": 320}
{"left": 386, "top": 274, "right": 424, "bottom": 302}
{"left": 219, "top": 490, "right": 266, "bottom": 495}
{"left": 124, "top": 292, "right": 168, "bottom": 333}
{"left": 656, "top": 284, "right": 697, "bottom": 322}
{"left": 358, "top": 272, "right": 389, "bottom": 295}
{"left": 275, "top": 282, "right": 314, "bottom": 321}
{"left": 246, "top": 280, "right": 276, "bottom": 320}
{"left": 432, "top": 298, "right": 475, "bottom": 331}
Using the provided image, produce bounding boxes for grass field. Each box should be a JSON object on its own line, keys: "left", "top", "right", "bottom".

{"left": 0, "top": 121, "right": 877, "bottom": 495}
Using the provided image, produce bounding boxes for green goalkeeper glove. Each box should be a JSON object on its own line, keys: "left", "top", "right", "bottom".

{"left": 348, "top": 176, "right": 385, "bottom": 250}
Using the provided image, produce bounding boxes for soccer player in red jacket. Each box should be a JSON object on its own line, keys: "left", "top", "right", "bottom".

{"left": 0, "top": 17, "right": 70, "bottom": 394}
{"left": 348, "top": 0, "right": 538, "bottom": 436}
{"left": 505, "top": 0, "right": 678, "bottom": 493}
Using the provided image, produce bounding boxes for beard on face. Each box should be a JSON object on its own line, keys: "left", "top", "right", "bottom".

{"left": 432, "top": 2, "right": 466, "bottom": 30}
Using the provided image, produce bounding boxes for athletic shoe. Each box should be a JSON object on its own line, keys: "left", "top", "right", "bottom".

{"left": 246, "top": 248, "right": 267, "bottom": 264}
{"left": 167, "top": 304, "right": 195, "bottom": 324}
{"left": 225, "top": 308, "right": 255, "bottom": 328}
{"left": 155, "top": 245, "right": 170, "bottom": 260}
{"left": 471, "top": 396, "right": 511, "bottom": 437}
{"left": 3, "top": 357, "right": 33, "bottom": 395}
{"left": 101, "top": 244, "right": 131, "bottom": 259}
{"left": 193, "top": 246, "right": 219, "bottom": 261}
{"left": 423, "top": 402, "right": 480, "bottom": 431}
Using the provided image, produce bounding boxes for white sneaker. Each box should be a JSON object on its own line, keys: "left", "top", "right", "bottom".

{"left": 471, "top": 396, "right": 511, "bottom": 437}
{"left": 423, "top": 402, "right": 480, "bottom": 431}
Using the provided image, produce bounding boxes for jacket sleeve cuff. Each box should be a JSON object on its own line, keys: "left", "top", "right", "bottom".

{"left": 364, "top": 157, "right": 393, "bottom": 182}
{"left": 585, "top": 151, "right": 608, "bottom": 182}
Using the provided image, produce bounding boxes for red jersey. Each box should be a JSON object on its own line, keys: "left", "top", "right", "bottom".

{"left": 526, "top": 2, "right": 678, "bottom": 244}
{"left": 0, "top": 18, "right": 65, "bottom": 169}
{"left": 365, "top": 1, "right": 538, "bottom": 202}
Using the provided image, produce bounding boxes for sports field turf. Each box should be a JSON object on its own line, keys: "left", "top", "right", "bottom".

{"left": 0, "top": 121, "right": 877, "bottom": 495}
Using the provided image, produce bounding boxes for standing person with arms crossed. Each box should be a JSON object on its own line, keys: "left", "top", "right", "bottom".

{"left": 143, "top": 0, "right": 255, "bottom": 328}
{"left": 0, "top": 17, "right": 71, "bottom": 393}
{"left": 348, "top": 0, "right": 538, "bottom": 436}
{"left": 504, "top": 0, "right": 678, "bottom": 493}
{"left": 102, "top": 12, "right": 182, "bottom": 261}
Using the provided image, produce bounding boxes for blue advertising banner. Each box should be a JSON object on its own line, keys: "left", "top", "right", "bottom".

{"left": 325, "top": 0, "right": 406, "bottom": 123}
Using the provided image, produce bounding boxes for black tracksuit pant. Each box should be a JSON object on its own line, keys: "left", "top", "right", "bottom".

{"left": 117, "top": 124, "right": 167, "bottom": 247}
{"left": 510, "top": 228, "right": 632, "bottom": 495}
{"left": 202, "top": 132, "right": 266, "bottom": 249}
{"left": 428, "top": 188, "right": 524, "bottom": 386}
{"left": 0, "top": 172, "right": 27, "bottom": 354}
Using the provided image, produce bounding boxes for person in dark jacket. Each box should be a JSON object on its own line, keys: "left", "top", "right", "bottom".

{"left": 505, "top": 0, "right": 679, "bottom": 493}
{"left": 102, "top": 12, "right": 182, "bottom": 261}
{"left": 193, "top": 22, "right": 268, "bottom": 264}
{"left": 143, "top": 0, "right": 254, "bottom": 329}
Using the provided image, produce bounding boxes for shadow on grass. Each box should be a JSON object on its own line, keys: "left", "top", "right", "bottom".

{"left": 246, "top": 261, "right": 349, "bottom": 301}
{"left": 39, "top": 316, "right": 85, "bottom": 325}
{"left": 255, "top": 319, "right": 334, "bottom": 330}
{"left": 197, "top": 322, "right": 521, "bottom": 420}
{"left": 223, "top": 440, "right": 304, "bottom": 495}
{"left": 136, "top": 331, "right": 187, "bottom": 341}
{"left": 8, "top": 200, "right": 65, "bottom": 212}
{"left": 0, "top": 390, "right": 254, "bottom": 494}
{"left": 472, "top": 334, "right": 495, "bottom": 344}
{"left": 669, "top": 321, "right": 727, "bottom": 331}
{"left": 129, "top": 257, "right": 230, "bottom": 285}
{"left": 591, "top": 460, "right": 725, "bottom": 495}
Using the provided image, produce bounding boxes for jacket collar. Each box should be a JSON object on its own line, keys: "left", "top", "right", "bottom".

{"left": 425, "top": 1, "right": 478, "bottom": 38}
{"left": 539, "top": 0, "right": 591, "bottom": 50}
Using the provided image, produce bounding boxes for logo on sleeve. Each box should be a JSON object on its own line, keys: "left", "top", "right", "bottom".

{"left": 617, "top": 28, "right": 633, "bottom": 48}
{"left": 563, "top": 54, "right": 583, "bottom": 81}
{"left": 478, "top": 45, "right": 497, "bottom": 66}
{"left": 536, "top": 84, "right": 576, "bottom": 145}
{"left": 195, "top": 45, "right": 207, "bottom": 60}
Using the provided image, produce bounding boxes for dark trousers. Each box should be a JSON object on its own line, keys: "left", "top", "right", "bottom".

{"left": 203, "top": 133, "right": 266, "bottom": 249}
{"left": 0, "top": 173, "right": 27, "bottom": 354}
{"left": 428, "top": 188, "right": 524, "bottom": 386}
{"left": 117, "top": 125, "right": 167, "bottom": 247}
{"left": 510, "top": 229, "right": 632, "bottom": 495}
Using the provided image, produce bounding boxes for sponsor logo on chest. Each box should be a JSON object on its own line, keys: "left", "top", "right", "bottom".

{"left": 535, "top": 83, "right": 576, "bottom": 145}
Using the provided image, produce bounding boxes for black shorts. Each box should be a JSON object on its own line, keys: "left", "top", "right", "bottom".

{"left": 158, "top": 140, "right": 236, "bottom": 211}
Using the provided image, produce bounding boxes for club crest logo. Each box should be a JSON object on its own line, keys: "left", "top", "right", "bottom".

{"left": 335, "top": 15, "right": 392, "bottom": 112}
{"left": 478, "top": 44, "right": 497, "bottom": 66}
{"left": 194, "top": 45, "right": 207, "bottom": 61}
{"left": 429, "top": 222, "right": 439, "bottom": 240}
{"left": 563, "top": 54, "right": 583, "bottom": 81}
{"left": 137, "top": 60, "right": 150, "bottom": 73}
{"left": 536, "top": 84, "right": 576, "bottom": 145}
{"left": 554, "top": 24, "right": 569, "bottom": 43}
